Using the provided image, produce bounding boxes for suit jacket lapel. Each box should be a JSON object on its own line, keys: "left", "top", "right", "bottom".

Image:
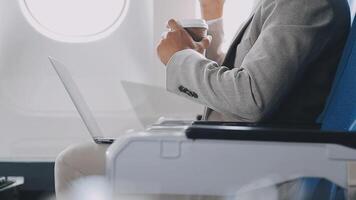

{"left": 222, "top": 12, "right": 256, "bottom": 69}
{"left": 230, "top": 1, "right": 261, "bottom": 43}
{"left": 231, "top": 11, "right": 256, "bottom": 45}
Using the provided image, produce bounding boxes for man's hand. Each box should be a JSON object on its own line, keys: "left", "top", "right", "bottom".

{"left": 199, "top": 0, "right": 225, "bottom": 20}
{"left": 157, "top": 19, "right": 212, "bottom": 65}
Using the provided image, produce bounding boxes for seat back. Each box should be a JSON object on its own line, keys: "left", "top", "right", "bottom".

{"left": 320, "top": 14, "right": 356, "bottom": 131}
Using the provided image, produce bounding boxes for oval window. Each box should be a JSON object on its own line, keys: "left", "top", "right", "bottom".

{"left": 22, "top": 0, "right": 128, "bottom": 42}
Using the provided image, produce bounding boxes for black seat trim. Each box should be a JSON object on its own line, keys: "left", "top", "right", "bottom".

{"left": 192, "top": 121, "right": 321, "bottom": 129}
{"left": 186, "top": 125, "right": 356, "bottom": 150}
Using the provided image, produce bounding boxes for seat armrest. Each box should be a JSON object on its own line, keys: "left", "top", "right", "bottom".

{"left": 186, "top": 125, "right": 356, "bottom": 150}
{"left": 108, "top": 124, "right": 356, "bottom": 194}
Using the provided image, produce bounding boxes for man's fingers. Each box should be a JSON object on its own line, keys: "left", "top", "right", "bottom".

{"left": 167, "top": 19, "right": 183, "bottom": 31}
{"left": 161, "top": 31, "right": 168, "bottom": 39}
{"left": 198, "top": 35, "right": 212, "bottom": 49}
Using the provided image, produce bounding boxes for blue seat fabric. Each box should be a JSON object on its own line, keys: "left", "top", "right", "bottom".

{"left": 295, "top": 2, "right": 356, "bottom": 199}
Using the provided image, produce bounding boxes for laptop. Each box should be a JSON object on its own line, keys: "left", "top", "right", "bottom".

{"left": 49, "top": 57, "right": 115, "bottom": 144}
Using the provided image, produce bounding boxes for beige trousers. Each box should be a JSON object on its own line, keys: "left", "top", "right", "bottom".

{"left": 55, "top": 142, "right": 303, "bottom": 200}
{"left": 55, "top": 142, "right": 110, "bottom": 200}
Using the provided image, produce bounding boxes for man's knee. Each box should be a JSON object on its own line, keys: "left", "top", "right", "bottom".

{"left": 56, "top": 143, "right": 86, "bottom": 175}
{"left": 55, "top": 142, "right": 110, "bottom": 198}
{"left": 55, "top": 142, "right": 109, "bottom": 176}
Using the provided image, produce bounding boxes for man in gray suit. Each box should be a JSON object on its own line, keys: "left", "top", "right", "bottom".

{"left": 55, "top": 0, "right": 351, "bottom": 199}
{"left": 155, "top": 0, "right": 350, "bottom": 198}
{"left": 157, "top": 0, "right": 350, "bottom": 123}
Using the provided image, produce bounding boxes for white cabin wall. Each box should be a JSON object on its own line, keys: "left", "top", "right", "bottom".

{"left": 0, "top": 0, "right": 202, "bottom": 162}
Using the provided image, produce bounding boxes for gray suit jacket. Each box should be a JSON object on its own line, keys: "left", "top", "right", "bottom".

{"left": 166, "top": 0, "right": 350, "bottom": 123}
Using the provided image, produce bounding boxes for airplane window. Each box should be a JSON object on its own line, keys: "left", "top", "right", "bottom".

{"left": 23, "top": 0, "right": 128, "bottom": 41}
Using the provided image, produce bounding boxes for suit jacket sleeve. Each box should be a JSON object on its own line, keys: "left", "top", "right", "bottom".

{"left": 166, "top": 0, "right": 338, "bottom": 122}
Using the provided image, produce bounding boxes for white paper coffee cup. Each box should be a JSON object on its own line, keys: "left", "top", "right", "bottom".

{"left": 179, "top": 19, "right": 208, "bottom": 42}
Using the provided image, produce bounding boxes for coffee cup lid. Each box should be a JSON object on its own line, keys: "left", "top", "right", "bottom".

{"left": 179, "top": 19, "right": 208, "bottom": 29}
